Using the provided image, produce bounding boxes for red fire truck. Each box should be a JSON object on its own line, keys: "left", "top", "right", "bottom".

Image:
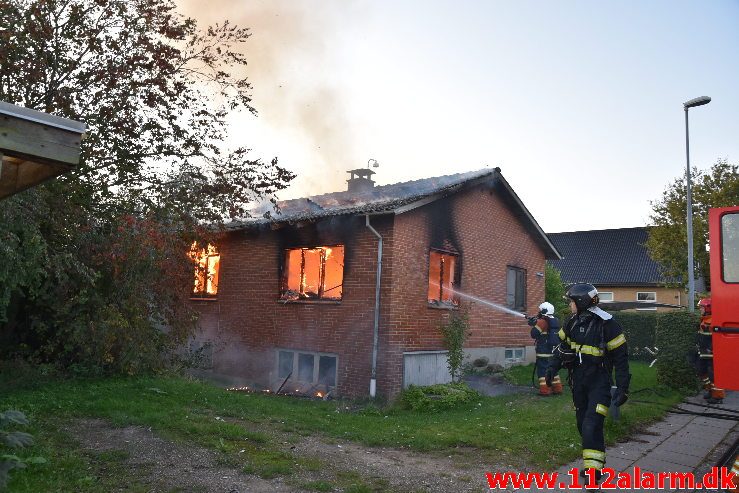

{"left": 708, "top": 206, "right": 739, "bottom": 391}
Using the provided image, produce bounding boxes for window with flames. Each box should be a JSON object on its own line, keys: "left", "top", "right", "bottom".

{"left": 428, "top": 250, "right": 459, "bottom": 306}
{"left": 281, "top": 246, "right": 345, "bottom": 301}
{"left": 191, "top": 243, "right": 220, "bottom": 297}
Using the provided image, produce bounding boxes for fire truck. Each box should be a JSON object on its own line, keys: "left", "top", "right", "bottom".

{"left": 708, "top": 206, "right": 739, "bottom": 391}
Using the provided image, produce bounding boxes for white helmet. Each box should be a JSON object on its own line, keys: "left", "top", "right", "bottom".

{"left": 538, "top": 302, "right": 555, "bottom": 316}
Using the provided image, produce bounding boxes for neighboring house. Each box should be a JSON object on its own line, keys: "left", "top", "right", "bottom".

{"left": 190, "top": 167, "right": 561, "bottom": 398}
{"left": 548, "top": 227, "right": 683, "bottom": 311}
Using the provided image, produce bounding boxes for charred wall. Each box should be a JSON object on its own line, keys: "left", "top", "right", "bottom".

{"left": 381, "top": 179, "right": 546, "bottom": 396}
{"left": 191, "top": 214, "right": 395, "bottom": 397}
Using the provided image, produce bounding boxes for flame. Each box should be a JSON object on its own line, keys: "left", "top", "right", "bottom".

{"left": 316, "top": 392, "right": 323, "bottom": 398}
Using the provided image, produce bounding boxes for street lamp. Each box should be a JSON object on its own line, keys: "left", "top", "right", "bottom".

{"left": 683, "top": 96, "right": 711, "bottom": 312}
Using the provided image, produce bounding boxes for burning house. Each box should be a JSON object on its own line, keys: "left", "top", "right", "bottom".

{"left": 190, "top": 167, "right": 561, "bottom": 398}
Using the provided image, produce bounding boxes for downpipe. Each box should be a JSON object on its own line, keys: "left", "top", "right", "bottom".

{"left": 365, "top": 215, "right": 382, "bottom": 398}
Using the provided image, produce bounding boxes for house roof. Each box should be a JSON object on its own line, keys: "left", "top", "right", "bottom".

{"left": 0, "top": 101, "right": 86, "bottom": 199}
{"left": 548, "top": 227, "right": 670, "bottom": 286}
{"left": 227, "top": 167, "right": 562, "bottom": 260}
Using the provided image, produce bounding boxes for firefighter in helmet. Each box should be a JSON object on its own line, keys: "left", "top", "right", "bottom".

{"left": 697, "top": 297, "right": 725, "bottom": 404}
{"left": 528, "top": 301, "right": 563, "bottom": 396}
{"left": 546, "top": 283, "right": 630, "bottom": 481}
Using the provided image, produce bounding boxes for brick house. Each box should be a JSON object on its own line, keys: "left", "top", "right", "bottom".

{"left": 190, "top": 167, "right": 561, "bottom": 398}
{"left": 548, "top": 227, "right": 685, "bottom": 311}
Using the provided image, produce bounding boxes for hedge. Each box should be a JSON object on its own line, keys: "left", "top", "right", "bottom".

{"left": 616, "top": 312, "right": 659, "bottom": 362}
{"left": 655, "top": 310, "right": 701, "bottom": 391}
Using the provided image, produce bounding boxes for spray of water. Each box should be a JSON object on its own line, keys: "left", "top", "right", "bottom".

{"left": 429, "top": 281, "right": 527, "bottom": 318}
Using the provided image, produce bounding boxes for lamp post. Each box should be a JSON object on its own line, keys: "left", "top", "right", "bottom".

{"left": 683, "top": 96, "right": 711, "bottom": 312}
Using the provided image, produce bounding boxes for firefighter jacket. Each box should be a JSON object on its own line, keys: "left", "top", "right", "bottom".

{"left": 549, "top": 307, "right": 630, "bottom": 390}
{"left": 530, "top": 316, "right": 560, "bottom": 358}
{"left": 698, "top": 314, "right": 713, "bottom": 358}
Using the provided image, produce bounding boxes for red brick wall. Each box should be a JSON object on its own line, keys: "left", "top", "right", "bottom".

{"left": 192, "top": 214, "right": 394, "bottom": 397}
{"left": 382, "top": 180, "right": 546, "bottom": 396}
{"left": 191, "top": 180, "right": 547, "bottom": 398}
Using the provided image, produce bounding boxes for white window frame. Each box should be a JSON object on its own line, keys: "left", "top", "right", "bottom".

{"left": 636, "top": 291, "right": 657, "bottom": 311}
{"left": 598, "top": 291, "right": 614, "bottom": 302}
{"left": 276, "top": 349, "right": 338, "bottom": 388}
{"left": 504, "top": 347, "right": 525, "bottom": 361}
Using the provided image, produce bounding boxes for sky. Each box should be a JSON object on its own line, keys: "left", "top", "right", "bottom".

{"left": 176, "top": 0, "right": 739, "bottom": 233}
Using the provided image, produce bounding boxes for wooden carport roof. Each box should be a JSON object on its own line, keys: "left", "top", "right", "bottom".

{"left": 0, "top": 101, "right": 85, "bottom": 199}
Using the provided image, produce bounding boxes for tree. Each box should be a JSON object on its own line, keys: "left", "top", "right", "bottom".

{"left": 0, "top": 0, "right": 293, "bottom": 372}
{"left": 544, "top": 263, "right": 569, "bottom": 321}
{"left": 439, "top": 310, "right": 470, "bottom": 383}
{"left": 646, "top": 159, "right": 739, "bottom": 296}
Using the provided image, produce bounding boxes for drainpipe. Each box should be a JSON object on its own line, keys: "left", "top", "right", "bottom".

{"left": 365, "top": 215, "right": 382, "bottom": 398}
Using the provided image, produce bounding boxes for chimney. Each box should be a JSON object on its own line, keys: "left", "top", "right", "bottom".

{"left": 346, "top": 168, "right": 376, "bottom": 193}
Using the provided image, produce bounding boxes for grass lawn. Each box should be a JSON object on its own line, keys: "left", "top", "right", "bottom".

{"left": 0, "top": 361, "right": 683, "bottom": 491}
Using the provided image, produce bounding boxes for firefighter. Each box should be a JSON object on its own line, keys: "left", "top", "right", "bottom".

{"left": 528, "top": 302, "right": 563, "bottom": 395}
{"left": 546, "top": 283, "right": 630, "bottom": 481}
{"left": 697, "top": 297, "right": 725, "bottom": 404}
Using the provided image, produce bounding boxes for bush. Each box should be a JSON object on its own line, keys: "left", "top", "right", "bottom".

{"left": 398, "top": 383, "right": 480, "bottom": 412}
{"left": 0, "top": 410, "right": 45, "bottom": 488}
{"left": 439, "top": 311, "right": 470, "bottom": 382}
{"left": 655, "top": 310, "right": 701, "bottom": 391}
{"left": 616, "top": 312, "right": 659, "bottom": 361}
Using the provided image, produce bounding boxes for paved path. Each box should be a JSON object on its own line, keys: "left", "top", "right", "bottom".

{"left": 512, "top": 391, "right": 739, "bottom": 492}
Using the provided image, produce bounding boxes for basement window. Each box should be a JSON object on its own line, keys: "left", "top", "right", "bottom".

{"left": 505, "top": 348, "right": 525, "bottom": 362}
{"left": 281, "top": 246, "right": 344, "bottom": 301}
{"left": 276, "top": 350, "right": 337, "bottom": 388}
{"left": 428, "top": 250, "right": 459, "bottom": 306}
{"left": 506, "top": 266, "right": 526, "bottom": 311}
{"left": 191, "top": 243, "right": 220, "bottom": 298}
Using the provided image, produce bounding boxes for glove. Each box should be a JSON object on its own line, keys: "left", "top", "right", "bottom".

{"left": 527, "top": 316, "right": 538, "bottom": 327}
{"left": 545, "top": 368, "right": 554, "bottom": 387}
{"left": 612, "top": 388, "right": 629, "bottom": 407}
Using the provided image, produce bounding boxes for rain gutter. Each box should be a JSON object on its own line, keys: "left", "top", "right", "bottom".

{"left": 365, "top": 214, "right": 383, "bottom": 398}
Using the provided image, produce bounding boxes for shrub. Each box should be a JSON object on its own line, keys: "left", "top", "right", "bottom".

{"left": 616, "top": 311, "right": 659, "bottom": 361}
{"left": 439, "top": 310, "right": 470, "bottom": 382}
{"left": 0, "top": 410, "right": 45, "bottom": 488}
{"left": 398, "top": 383, "right": 480, "bottom": 412}
{"left": 655, "top": 310, "right": 701, "bottom": 391}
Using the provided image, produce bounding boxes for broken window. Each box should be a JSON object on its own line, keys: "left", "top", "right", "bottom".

{"left": 506, "top": 266, "right": 526, "bottom": 311}
{"left": 276, "top": 350, "right": 337, "bottom": 388}
{"left": 428, "top": 250, "right": 458, "bottom": 306}
{"left": 281, "top": 246, "right": 344, "bottom": 301}
{"left": 191, "top": 243, "right": 220, "bottom": 297}
{"left": 318, "top": 355, "right": 337, "bottom": 387}
{"left": 278, "top": 351, "right": 294, "bottom": 379}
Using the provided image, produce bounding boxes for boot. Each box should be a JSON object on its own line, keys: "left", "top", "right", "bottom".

{"left": 707, "top": 387, "right": 725, "bottom": 404}
{"left": 701, "top": 376, "right": 712, "bottom": 399}
{"left": 552, "top": 375, "right": 563, "bottom": 395}
{"left": 538, "top": 377, "right": 551, "bottom": 396}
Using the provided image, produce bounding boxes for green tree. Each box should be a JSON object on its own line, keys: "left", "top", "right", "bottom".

{"left": 545, "top": 263, "right": 569, "bottom": 321}
{"left": 0, "top": 0, "right": 293, "bottom": 372}
{"left": 439, "top": 310, "right": 470, "bottom": 383}
{"left": 646, "top": 159, "right": 739, "bottom": 297}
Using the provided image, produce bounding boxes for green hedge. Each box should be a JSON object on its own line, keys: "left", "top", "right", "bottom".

{"left": 616, "top": 312, "right": 659, "bottom": 361}
{"left": 655, "top": 310, "right": 701, "bottom": 391}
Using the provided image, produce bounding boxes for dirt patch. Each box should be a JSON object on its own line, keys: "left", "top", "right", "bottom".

{"left": 74, "top": 418, "right": 293, "bottom": 492}
{"left": 72, "top": 418, "right": 508, "bottom": 492}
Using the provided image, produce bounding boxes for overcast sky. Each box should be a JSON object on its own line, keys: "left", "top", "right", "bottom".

{"left": 177, "top": 0, "right": 739, "bottom": 233}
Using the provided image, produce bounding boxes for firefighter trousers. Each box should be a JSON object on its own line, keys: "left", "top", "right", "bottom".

{"left": 535, "top": 355, "right": 551, "bottom": 378}
{"left": 571, "top": 365, "right": 612, "bottom": 470}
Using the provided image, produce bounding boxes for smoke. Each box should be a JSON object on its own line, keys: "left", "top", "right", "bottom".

{"left": 175, "top": 0, "right": 362, "bottom": 197}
